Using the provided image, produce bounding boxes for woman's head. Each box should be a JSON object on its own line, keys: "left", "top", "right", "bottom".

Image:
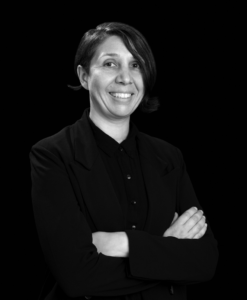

{"left": 74, "top": 22, "right": 159, "bottom": 113}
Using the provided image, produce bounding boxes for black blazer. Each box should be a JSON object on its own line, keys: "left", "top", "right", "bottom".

{"left": 30, "top": 108, "right": 218, "bottom": 300}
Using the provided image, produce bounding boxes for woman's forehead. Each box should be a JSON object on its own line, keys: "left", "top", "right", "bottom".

{"left": 92, "top": 35, "right": 134, "bottom": 63}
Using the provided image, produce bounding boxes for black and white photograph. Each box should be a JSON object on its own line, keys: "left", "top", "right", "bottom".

{"left": 13, "top": 5, "right": 243, "bottom": 299}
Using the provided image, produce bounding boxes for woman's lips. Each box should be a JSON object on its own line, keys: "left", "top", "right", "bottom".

{"left": 109, "top": 92, "right": 133, "bottom": 99}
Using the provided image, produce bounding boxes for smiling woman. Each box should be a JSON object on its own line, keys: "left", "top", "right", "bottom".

{"left": 71, "top": 22, "right": 159, "bottom": 114}
{"left": 30, "top": 22, "right": 218, "bottom": 300}
{"left": 77, "top": 35, "right": 145, "bottom": 143}
{"left": 69, "top": 22, "right": 159, "bottom": 143}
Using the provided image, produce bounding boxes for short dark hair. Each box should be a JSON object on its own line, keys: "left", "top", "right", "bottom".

{"left": 70, "top": 22, "right": 159, "bottom": 113}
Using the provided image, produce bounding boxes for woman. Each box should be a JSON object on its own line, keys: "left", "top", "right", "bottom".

{"left": 30, "top": 22, "right": 218, "bottom": 300}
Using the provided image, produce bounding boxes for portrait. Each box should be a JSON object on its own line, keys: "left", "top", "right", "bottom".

{"left": 29, "top": 22, "right": 218, "bottom": 300}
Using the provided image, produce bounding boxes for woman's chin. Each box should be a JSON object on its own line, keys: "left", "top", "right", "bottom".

{"left": 103, "top": 101, "right": 132, "bottom": 118}
{"left": 107, "top": 98, "right": 141, "bottom": 117}
{"left": 108, "top": 107, "right": 132, "bottom": 119}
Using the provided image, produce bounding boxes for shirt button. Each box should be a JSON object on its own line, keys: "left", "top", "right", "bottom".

{"left": 131, "top": 201, "right": 137, "bottom": 205}
{"left": 120, "top": 147, "right": 124, "bottom": 152}
{"left": 127, "top": 175, "right": 131, "bottom": 179}
{"left": 132, "top": 225, "right": 136, "bottom": 229}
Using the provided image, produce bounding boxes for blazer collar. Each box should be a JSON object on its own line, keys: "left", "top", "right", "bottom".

{"left": 74, "top": 107, "right": 168, "bottom": 175}
{"left": 87, "top": 110, "right": 138, "bottom": 159}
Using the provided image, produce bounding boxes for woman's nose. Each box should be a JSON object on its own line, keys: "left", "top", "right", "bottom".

{"left": 115, "top": 68, "right": 133, "bottom": 85}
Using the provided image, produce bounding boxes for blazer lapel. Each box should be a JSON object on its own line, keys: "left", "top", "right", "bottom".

{"left": 73, "top": 109, "right": 125, "bottom": 232}
{"left": 137, "top": 133, "right": 179, "bottom": 235}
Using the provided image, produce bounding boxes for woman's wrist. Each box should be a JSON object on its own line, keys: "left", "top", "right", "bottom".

{"left": 92, "top": 231, "right": 129, "bottom": 257}
{"left": 107, "top": 232, "right": 129, "bottom": 257}
{"left": 116, "top": 232, "right": 129, "bottom": 257}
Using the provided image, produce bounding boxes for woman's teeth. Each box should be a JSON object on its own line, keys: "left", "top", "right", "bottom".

{"left": 110, "top": 93, "right": 132, "bottom": 99}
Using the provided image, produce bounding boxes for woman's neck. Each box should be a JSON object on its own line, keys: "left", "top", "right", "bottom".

{"left": 89, "top": 110, "right": 130, "bottom": 144}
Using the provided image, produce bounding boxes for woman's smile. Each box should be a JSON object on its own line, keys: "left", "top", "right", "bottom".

{"left": 109, "top": 92, "right": 134, "bottom": 100}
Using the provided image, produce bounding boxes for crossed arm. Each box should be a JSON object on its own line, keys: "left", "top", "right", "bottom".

{"left": 92, "top": 206, "right": 207, "bottom": 257}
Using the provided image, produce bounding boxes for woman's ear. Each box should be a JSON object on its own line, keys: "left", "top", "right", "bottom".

{"left": 77, "top": 65, "right": 89, "bottom": 90}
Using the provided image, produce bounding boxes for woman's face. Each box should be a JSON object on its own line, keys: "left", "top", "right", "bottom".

{"left": 83, "top": 35, "right": 144, "bottom": 122}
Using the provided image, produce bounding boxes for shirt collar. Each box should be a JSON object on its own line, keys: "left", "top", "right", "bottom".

{"left": 86, "top": 109, "right": 138, "bottom": 159}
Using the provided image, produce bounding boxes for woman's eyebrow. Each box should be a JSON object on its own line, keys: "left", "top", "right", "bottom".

{"left": 99, "top": 53, "right": 134, "bottom": 59}
{"left": 100, "top": 53, "right": 119, "bottom": 58}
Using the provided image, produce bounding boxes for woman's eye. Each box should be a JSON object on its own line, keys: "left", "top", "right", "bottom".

{"left": 132, "top": 62, "right": 141, "bottom": 69}
{"left": 103, "top": 61, "right": 140, "bottom": 70}
{"left": 104, "top": 62, "right": 116, "bottom": 67}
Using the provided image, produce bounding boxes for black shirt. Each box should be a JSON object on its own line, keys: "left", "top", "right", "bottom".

{"left": 87, "top": 110, "right": 149, "bottom": 232}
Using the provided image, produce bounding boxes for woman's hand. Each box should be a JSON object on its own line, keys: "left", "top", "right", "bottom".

{"left": 92, "top": 231, "right": 129, "bottom": 257}
{"left": 163, "top": 207, "right": 207, "bottom": 239}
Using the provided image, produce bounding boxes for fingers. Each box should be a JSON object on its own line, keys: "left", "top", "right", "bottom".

{"left": 163, "top": 207, "right": 207, "bottom": 239}
{"left": 184, "top": 209, "right": 204, "bottom": 229}
{"left": 177, "top": 207, "right": 199, "bottom": 225}
{"left": 187, "top": 214, "right": 206, "bottom": 238}
{"left": 193, "top": 223, "right": 208, "bottom": 239}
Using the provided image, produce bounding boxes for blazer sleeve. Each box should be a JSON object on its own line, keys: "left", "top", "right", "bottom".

{"left": 125, "top": 147, "right": 219, "bottom": 284}
{"left": 30, "top": 144, "right": 161, "bottom": 298}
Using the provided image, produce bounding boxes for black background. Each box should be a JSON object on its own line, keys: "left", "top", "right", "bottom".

{"left": 12, "top": 3, "right": 243, "bottom": 299}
